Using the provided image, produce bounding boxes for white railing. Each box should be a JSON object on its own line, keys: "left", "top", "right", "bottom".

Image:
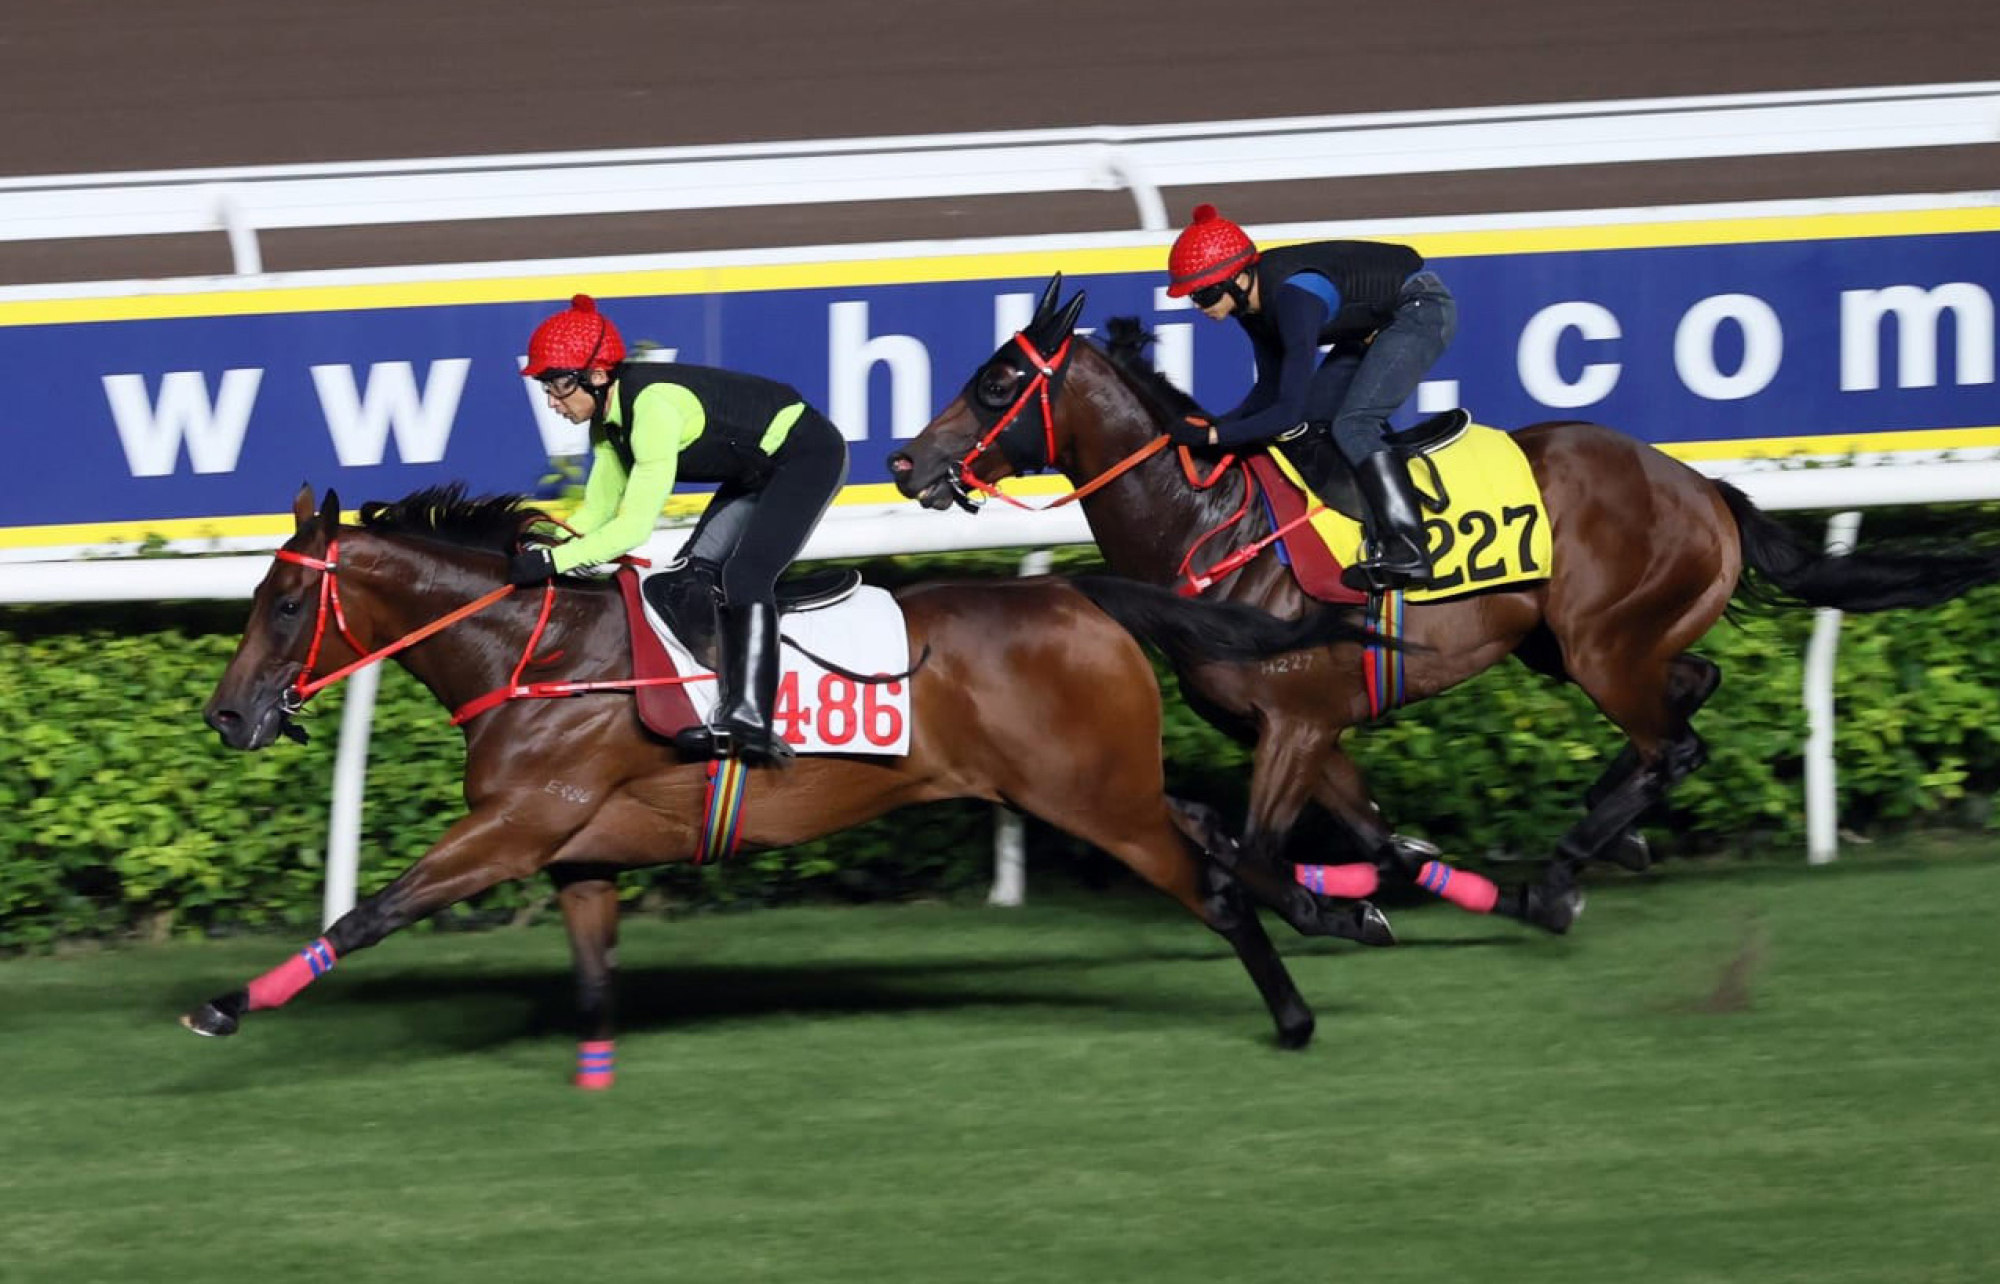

{"left": 1, "top": 461, "right": 1973, "bottom": 914}
{"left": 0, "top": 82, "right": 1993, "bottom": 272}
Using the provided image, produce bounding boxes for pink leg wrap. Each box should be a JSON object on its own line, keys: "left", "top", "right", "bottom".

{"left": 1295, "top": 863, "right": 1380, "bottom": 899}
{"left": 575, "top": 1040, "right": 616, "bottom": 1090}
{"left": 1417, "top": 861, "right": 1499, "bottom": 914}
{"left": 246, "top": 937, "right": 338, "bottom": 1011}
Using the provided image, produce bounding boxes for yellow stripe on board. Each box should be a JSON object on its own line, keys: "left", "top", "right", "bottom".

{"left": 0, "top": 475, "right": 1077, "bottom": 552}
{"left": 8, "top": 427, "right": 1997, "bottom": 551}
{"left": 1656, "top": 425, "right": 2000, "bottom": 463}
{"left": 2, "top": 206, "right": 1995, "bottom": 328}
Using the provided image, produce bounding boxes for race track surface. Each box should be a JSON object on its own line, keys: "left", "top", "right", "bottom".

{"left": 2, "top": 0, "right": 1994, "bottom": 280}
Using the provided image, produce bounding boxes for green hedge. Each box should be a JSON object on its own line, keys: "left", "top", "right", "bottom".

{"left": 4, "top": 535, "right": 1998, "bottom": 948}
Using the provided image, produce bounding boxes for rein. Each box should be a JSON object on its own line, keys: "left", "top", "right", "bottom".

{"left": 273, "top": 541, "right": 706, "bottom": 727}
{"left": 1172, "top": 459, "right": 1331, "bottom": 597}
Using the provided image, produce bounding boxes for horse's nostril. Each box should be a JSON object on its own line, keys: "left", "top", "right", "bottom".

{"left": 886, "top": 454, "right": 912, "bottom": 475}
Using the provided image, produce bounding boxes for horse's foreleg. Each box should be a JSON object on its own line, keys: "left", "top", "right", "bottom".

{"left": 552, "top": 864, "right": 622, "bottom": 1090}
{"left": 1060, "top": 795, "right": 1319, "bottom": 1049}
{"left": 1172, "top": 796, "right": 1395, "bottom": 950}
{"left": 179, "top": 807, "right": 562, "bottom": 1037}
{"left": 1303, "top": 749, "right": 1506, "bottom": 918}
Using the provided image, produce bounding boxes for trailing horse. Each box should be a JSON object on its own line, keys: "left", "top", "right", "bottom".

{"left": 183, "top": 483, "right": 1395, "bottom": 1082}
{"left": 886, "top": 276, "right": 2000, "bottom": 931}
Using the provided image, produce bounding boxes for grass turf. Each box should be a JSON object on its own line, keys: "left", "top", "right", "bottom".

{"left": 2, "top": 836, "right": 1997, "bottom": 1284}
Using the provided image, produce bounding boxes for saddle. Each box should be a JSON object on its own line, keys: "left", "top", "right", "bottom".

{"left": 616, "top": 568, "right": 868, "bottom": 740}
{"left": 640, "top": 563, "right": 861, "bottom": 670}
{"left": 1272, "top": 408, "right": 1469, "bottom": 522}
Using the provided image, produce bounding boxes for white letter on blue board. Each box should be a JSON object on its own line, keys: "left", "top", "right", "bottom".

{"left": 1676, "top": 295, "right": 1782, "bottom": 401}
{"left": 829, "top": 301, "right": 931, "bottom": 442}
{"left": 1840, "top": 284, "right": 1995, "bottom": 392}
{"left": 1518, "top": 303, "right": 1621, "bottom": 409}
{"left": 102, "top": 369, "right": 263, "bottom": 477}
{"left": 312, "top": 360, "right": 471, "bottom": 466}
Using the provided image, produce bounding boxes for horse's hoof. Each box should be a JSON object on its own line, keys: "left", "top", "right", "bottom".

{"left": 1323, "top": 899, "right": 1397, "bottom": 947}
{"left": 1527, "top": 886, "right": 1586, "bottom": 936}
{"left": 179, "top": 992, "right": 245, "bottom": 1037}
{"left": 1275, "top": 1013, "right": 1316, "bottom": 1051}
{"left": 1606, "top": 830, "right": 1653, "bottom": 873}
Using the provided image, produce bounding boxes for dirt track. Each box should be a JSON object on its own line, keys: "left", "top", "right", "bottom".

{"left": 3, "top": 0, "right": 1995, "bottom": 281}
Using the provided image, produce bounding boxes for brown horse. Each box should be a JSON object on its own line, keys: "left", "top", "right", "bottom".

{"left": 886, "top": 276, "right": 2000, "bottom": 929}
{"left": 183, "top": 483, "right": 1396, "bottom": 1079}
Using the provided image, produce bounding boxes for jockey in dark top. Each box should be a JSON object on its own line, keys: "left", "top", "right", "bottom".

{"left": 1164, "top": 204, "right": 1458, "bottom": 591}
{"left": 516, "top": 294, "right": 850, "bottom": 764}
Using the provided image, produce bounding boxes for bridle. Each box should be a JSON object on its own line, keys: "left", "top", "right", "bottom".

{"left": 270, "top": 537, "right": 701, "bottom": 728}
{"left": 948, "top": 331, "right": 1167, "bottom": 513}
{"left": 272, "top": 539, "right": 519, "bottom": 719}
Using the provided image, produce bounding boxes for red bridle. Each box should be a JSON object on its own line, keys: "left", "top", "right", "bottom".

{"left": 951, "top": 331, "right": 1169, "bottom": 512}
{"left": 270, "top": 540, "right": 703, "bottom": 726}
{"left": 273, "top": 539, "right": 519, "bottom": 715}
{"left": 940, "top": 331, "right": 1300, "bottom": 594}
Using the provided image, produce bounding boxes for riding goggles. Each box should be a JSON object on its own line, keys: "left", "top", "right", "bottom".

{"left": 536, "top": 370, "right": 586, "bottom": 398}
{"left": 1187, "top": 281, "right": 1230, "bottom": 309}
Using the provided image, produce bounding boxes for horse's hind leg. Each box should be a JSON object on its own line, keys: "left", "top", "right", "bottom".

{"left": 552, "top": 864, "right": 622, "bottom": 1090}
{"left": 1530, "top": 649, "right": 1725, "bottom": 920}
{"left": 1574, "top": 654, "right": 1722, "bottom": 871}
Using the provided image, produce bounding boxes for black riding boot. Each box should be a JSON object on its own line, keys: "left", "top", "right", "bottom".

{"left": 675, "top": 600, "right": 793, "bottom": 765}
{"left": 1340, "top": 450, "right": 1436, "bottom": 592}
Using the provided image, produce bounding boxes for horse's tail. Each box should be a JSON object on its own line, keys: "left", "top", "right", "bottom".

{"left": 1716, "top": 480, "right": 2000, "bottom": 612}
{"left": 1069, "top": 574, "right": 1389, "bottom": 667}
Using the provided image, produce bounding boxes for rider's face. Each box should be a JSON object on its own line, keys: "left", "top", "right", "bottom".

{"left": 540, "top": 369, "right": 607, "bottom": 423}
{"left": 1190, "top": 272, "right": 1251, "bottom": 320}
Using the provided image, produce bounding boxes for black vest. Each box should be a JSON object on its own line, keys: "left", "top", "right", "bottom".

{"left": 1250, "top": 241, "right": 1424, "bottom": 344}
{"left": 608, "top": 361, "right": 806, "bottom": 485}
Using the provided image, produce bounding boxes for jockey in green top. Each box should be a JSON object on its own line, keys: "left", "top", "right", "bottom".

{"left": 515, "top": 294, "right": 850, "bottom": 764}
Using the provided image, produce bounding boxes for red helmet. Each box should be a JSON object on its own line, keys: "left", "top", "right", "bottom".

{"left": 523, "top": 294, "right": 627, "bottom": 378}
{"left": 1166, "top": 204, "right": 1259, "bottom": 297}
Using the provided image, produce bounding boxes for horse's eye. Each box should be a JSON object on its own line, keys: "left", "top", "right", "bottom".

{"left": 277, "top": 598, "right": 302, "bottom": 617}
{"left": 975, "top": 367, "right": 1018, "bottom": 408}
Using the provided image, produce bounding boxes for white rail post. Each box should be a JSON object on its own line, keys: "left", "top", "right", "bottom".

{"left": 1803, "top": 511, "right": 1863, "bottom": 865}
{"left": 1095, "top": 145, "right": 1169, "bottom": 231}
{"left": 212, "top": 185, "right": 264, "bottom": 276}
{"left": 322, "top": 661, "right": 382, "bottom": 926}
{"left": 989, "top": 548, "right": 1056, "bottom": 906}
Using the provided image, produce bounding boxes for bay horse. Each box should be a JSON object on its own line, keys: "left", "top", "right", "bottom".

{"left": 183, "top": 483, "right": 1397, "bottom": 1080}
{"left": 886, "top": 276, "right": 2000, "bottom": 930}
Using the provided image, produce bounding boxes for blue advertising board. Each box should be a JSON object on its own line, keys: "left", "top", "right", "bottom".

{"left": 2, "top": 204, "right": 1995, "bottom": 556}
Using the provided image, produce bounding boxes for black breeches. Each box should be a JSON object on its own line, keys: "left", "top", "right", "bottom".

{"left": 691, "top": 410, "right": 850, "bottom": 609}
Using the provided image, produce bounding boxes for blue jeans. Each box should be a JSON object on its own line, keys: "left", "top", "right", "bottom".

{"left": 1306, "top": 271, "right": 1458, "bottom": 465}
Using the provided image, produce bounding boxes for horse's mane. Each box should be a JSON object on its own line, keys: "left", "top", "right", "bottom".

{"left": 1094, "top": 316, "right": 1212, "bottom": 425}
{"left": 356, "top": 484, "right": 545, "bottom": 553}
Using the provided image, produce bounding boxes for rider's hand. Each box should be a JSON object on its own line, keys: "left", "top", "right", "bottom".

{"left": 506, "top": 546, "right": 557, "bottom": 586}
{"left": 1165, "top": 414, "right": 1221, "bottom": 449}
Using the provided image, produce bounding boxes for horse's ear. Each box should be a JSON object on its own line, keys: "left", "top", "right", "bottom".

{"left": 318, "top": 488, "right": 341, "bottom": 535}
{"left": 1052, "top": 290, "right": 1087, "bottom": 338}
{"left": 292, "top": 483, "right": 316, "bottom": 532}
{"left": 1031, "top": 273, "right": 1064, "bottom": 327}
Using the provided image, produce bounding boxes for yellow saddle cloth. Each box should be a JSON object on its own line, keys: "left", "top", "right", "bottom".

{"left": 1269, "top": 422, "right": 1553, "bottom": 604}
